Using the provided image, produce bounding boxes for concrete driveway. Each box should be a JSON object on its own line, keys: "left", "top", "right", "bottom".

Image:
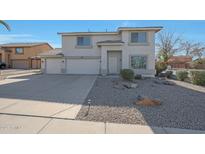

{"left": 0, "top": 74, "right": 97, "bottom": 120}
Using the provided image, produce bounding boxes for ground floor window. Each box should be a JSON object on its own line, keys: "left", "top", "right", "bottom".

{"left": 131, "top": 55, "right": 147, "bottom": 69}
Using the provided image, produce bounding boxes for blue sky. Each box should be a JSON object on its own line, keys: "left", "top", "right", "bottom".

{"left": 1, "top": 20, "right": 205, "bottom": 48}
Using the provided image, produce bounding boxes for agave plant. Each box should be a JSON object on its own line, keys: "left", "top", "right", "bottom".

{"left": 0, "top": 20, "right": 10, "bottom": 31}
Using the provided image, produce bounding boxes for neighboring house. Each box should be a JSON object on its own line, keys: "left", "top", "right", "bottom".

{"left": 40, "top": 27, "right": 162, "bottom": 76}
{"left": 167, "top": 56, "right": 192, "bottom": 69}
{"left": 190, "top": 58, "right": 205, "bottom": 69}
{"left": 0, "top": 43, "right": 53, "bottom": 69}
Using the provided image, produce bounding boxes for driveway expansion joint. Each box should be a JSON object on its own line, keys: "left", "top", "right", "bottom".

{"left": 0, "top": 112, "right": 75, "bottom": 121}
{"left": 50, "top": 105, "right": 76, "bottom": 117}
{"left": 0, "top": 102, "right": 18, "bottom": 111}
{"left": 162, "top": 128, "right": 168, "bottom": 134}
{"left": 104, "top": 122, "right": 107, "bottom": 134}
{"left": 37, "top": 118, "right": 53, "bottom": 134}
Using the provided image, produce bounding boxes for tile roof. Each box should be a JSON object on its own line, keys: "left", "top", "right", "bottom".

{"left": 168, "top": 56, "right": 192, "bottom": 63}
{"left": 0, "top": 42, "right": 49, "bottom": 47}
{"left": 38, "top": 48, "right": 63, "bottom": 56}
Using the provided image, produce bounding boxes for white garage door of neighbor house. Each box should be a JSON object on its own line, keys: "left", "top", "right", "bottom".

{"left": 46, "top": 59, "right": 61, "bottom": 74}
{"left": 66, "top": 59, "right": 100, "bottom": 74}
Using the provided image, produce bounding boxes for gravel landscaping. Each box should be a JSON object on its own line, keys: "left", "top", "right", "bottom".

{"left": 76, "top": 77, "right": 205, "bottom": 130}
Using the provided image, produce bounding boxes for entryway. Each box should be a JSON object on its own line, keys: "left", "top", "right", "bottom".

{"left": 107, "top": 51, "right": 122, "bottom": 74}
{"left": 31, "top": 59, "right": 41, "bottom": 69}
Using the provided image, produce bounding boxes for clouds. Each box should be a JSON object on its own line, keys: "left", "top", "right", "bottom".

{"left": 0, "top": 34, "right": 33, "bottom": 44}
{"left": 0, "top": 34, "right": 60, "bottom": 48}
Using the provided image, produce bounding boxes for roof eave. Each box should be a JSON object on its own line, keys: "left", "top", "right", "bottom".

{"left": 118, "top": 27, "right": 163, "bottom": 33}
{"left": 57, "top": 32, "right": 118, "bottom": 36}
{"left": 0, "top": 43, "right": 53, "bottom": 48}
{"left": 39, "top": 55, "right": 64, "bottom": 58}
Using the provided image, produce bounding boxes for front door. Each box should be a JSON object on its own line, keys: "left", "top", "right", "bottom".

{"left": 108, "top": 51, "right": 122, "bottom": 74}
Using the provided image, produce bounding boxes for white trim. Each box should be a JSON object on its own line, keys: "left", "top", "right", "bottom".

{"left": 118, "top": 27, "right": 163, "bottom": 32}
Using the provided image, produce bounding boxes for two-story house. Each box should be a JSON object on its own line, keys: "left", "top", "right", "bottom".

{"left": 40, "top": 27, "right": 162, "bottom": 76}
{"left": 0, "top": 43, "right": 53, "bottom": 69}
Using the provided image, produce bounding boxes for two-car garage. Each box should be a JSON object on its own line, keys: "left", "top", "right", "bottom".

{"left": 66, "top": 59, "right": 100, "bottom": 74}
{"left": 44, "top": 58, "right": 100, "bottom": 74}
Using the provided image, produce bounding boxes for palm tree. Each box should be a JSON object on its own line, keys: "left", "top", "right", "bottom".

{"left": 0, "top": 20, "right": 10, "bottom": 31}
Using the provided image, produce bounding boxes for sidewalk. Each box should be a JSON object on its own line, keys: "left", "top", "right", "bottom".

{"left": 0, "top": 69, "right": 41, "bottom": 80}
{"left": 0, "top": 113, "right": 204, "bottom": 134}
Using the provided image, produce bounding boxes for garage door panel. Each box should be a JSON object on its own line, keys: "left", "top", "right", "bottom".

{"left": 12, "top": 60, "right": 29, "bottom": 69}
{"left": 46, "top": 59, "right": 61, "bottom": 74}
{"left": 66, "top": 59, "right": 100, "bottom": 74}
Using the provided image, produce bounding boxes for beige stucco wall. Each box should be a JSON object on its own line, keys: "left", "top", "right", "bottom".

{"left": 0, "top": 44, "right": 52, "bottom": 68}
{"left": 62, "top": 34, "right": 121, "bottom": 56}
{"left": 0, "top": 49, "right": 5, "bottom": 62}
{"left": 120, "top": 30, "right": 156, "bottom": 76}
{"left": 8, "top": 44, "right": 52, "bottom": 60}
{"left": 61, "top": 30, "right": 156, "bottom": 76}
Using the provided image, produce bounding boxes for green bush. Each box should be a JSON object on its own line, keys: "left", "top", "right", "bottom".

{"left": 190, "top": 71, "right": 205, "bottom": 86}
{"left": 135, "top": 74, "right": 142, "bottom": 80}
{"left": 176, "top": 70, "right": 188, "bottom": 81}
{"left": 120, "top": 69, "right": 134, "bottom": 81}
{"left": 155, "top": 61, "right": 167, "bottom": 76}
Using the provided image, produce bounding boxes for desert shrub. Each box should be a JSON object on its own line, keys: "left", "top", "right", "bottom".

{"left": 155, "top": 61, "right": 167, "bottom": 76}
{"left": 120, "top": 69, "right": 134, "bottom": 81}
{"left": 176, "top": 70, "right": 188, "bottom": 81}
{"left": 190, "top": 71, "right": 205, "bottom": 86}
{"left": 135, "top": 74, "right": 142, "bottom": 80}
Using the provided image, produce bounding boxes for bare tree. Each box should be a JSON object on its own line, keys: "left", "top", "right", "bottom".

{"left": 156, "top": 31, "right": 181, "bottom": 62}
{"left": 180, "top": 41, "right": 198, "bottom": 56}
{"left": 191, "top": 43, "right": 205, "bottom": 59}
{"left": 0, "top": 20, "right": 10, "bottom": 31}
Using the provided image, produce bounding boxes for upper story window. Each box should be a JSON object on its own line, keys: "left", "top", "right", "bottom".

{"left": 15, "top": 48, "right": 24, "bottom": 54}
{"left": 131, "top": 32, "right": 147, "bottom": 43}
{"left": 77, "top": 36, "right": 91, "bottom": 46}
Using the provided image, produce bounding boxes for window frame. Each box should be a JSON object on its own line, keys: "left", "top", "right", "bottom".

{"left": 129, "top": 31, "right": 148, "bottom": 44}
{"left": 76, "top": 36, "right": 92, "bottom": 47}
{"left": 130, "top": 55, "right": 148, "bottom": 70}
{"left": 15, "top": 47, "right": 24, "bottom": 54}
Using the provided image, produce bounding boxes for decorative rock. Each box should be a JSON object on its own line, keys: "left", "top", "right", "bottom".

{"left": 137, "top": 95, "right": 143, "bottom": 101}
{"left": 122, "top": 82, "right": 130, "bottom": 88}
{"left": 163, "top": 81, "right": 175, "bottom": 86}
{"left": 122, "top": 82, "right": 138, "bottom": 89}
{"left": 113, "top": 84, "right": 122, "bottom": 89}
{"left": 130, "top": 83, "right": 138, "bottom": 88}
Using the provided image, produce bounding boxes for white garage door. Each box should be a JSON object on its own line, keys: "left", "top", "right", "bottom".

{"left": 66, "top": 59, "right": 100, "bottom": 74}
{"left": 46, "top": 59, "right": 61, "bottom": 74}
